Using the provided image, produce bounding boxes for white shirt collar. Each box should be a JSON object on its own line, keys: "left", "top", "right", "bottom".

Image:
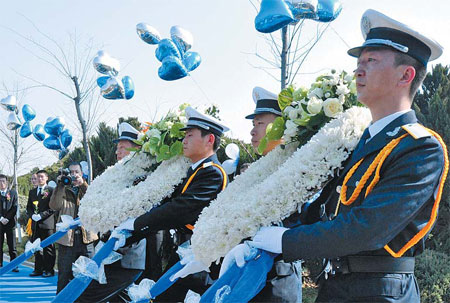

{"left": 368, "top": 110, "right": 411, "bottom": 140}
{"left": 191, "top": 157, "right": 208, "bottom": 170}
{"left": 1, "top": 190, "right": 6, "bottom": 196}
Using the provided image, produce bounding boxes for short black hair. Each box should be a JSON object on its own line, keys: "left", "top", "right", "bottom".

{"left": 199, "top": 129, "right": 221, "bottom": 152}
{"left": 393, "top": 52, "right": 426, "bottom": 99}
{"left": 68, "top": 162, "right": 82, "bottom": 170}
{"left": 0, "top": 174, "right": 8, "bottom": 181}
{"left": 36, "top": 170, "right": 48, "bottom": 177}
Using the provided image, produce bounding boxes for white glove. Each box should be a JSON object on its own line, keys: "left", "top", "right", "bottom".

{"left": 116, "top": 218, "right": 135, "bottom": 232}
{"left": 32, "top": 214, "right": 42, "bottom": 222}
{"left": 219, "top": 243, "right": 256, "bottom": 277}
{"left": 0, "top": 217, "right": 8, "bottom": 225}
{"left": 247, "top": 226, "right": 288, "bottom": 254}
{"left": 170, "top": 259, "right": 209, "bottom": 282}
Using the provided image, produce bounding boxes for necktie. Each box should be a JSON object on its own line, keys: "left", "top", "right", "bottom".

{"left": 37, "top": 188, "right": 41, "bottom": 196}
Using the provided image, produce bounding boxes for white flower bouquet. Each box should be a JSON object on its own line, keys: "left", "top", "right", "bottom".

{"left": 257, "top": 70, "right": 359, "bottom": 154}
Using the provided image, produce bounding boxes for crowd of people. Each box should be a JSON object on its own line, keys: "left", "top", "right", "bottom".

{"left": 1, "top": 8, "right": 448, "bottom": 303}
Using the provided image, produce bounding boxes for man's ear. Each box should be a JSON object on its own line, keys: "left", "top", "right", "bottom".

{"left": 398, "top": 65, "right": 416, "bottom": 88}
{"left": 208, "top": 134, "right": 215, "bottom": 146}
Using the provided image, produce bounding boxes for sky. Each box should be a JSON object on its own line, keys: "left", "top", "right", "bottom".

{"left": 0, "top": 0, "right": 449, "bottom": 175}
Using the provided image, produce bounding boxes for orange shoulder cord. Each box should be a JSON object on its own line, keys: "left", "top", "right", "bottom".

{"left": 337, "top": 128, "right": 449, "bottom": 257}
{"left": 182, "top": 162, "right": 228, "bottom": 231}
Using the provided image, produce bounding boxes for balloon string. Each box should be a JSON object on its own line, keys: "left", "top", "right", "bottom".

{"left": 189, "top": 75, "right": 212, "bottom": 104}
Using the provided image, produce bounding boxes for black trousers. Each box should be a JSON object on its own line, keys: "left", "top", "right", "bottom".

{"left": 0, "top": 226, "right": 17, "bottom": 266}
{"left": 32, "top": 227, "right": 56, "bottom": 273}
{"left": 56, "top": 232, "right": 95, "bottom": 293}
{"left": 77, "top": 262, "right": 142, "bottom": 303}
{"left": 315, "top": 272, "right": 420, "bottom": 303}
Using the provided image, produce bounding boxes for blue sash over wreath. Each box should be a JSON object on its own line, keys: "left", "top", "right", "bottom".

{"left": 201, "top": 250, "right": 276, "bottom": 303}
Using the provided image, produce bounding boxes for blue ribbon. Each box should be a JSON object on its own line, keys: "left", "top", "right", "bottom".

{"left": 145, "top": 260, "right": 184, "bottom": 299}
{"left": 52, "top": 236, "right": 119, "bottom": 303}
{"left": 0, "top": 218, "right": 81, "bottom": 276}
{"left": 200, "top": 250, "right": 276, "bottom": 303}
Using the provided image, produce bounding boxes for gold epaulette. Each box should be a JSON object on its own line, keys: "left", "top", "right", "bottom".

{"left": 401, "top": 123, "right": 432, "bottom": 139}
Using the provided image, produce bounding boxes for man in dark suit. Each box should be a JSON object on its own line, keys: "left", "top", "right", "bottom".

{"left": 26, "top": 169, "right": 56, "bottom": 277}
{"left": 78, "top": 107, "right": 229, "bottom": 302}
{"left": 0, "top": 174, "right": 19, "bottom": 272}
{"left": 226, "top": 9, "right": 447, "bottom": 303}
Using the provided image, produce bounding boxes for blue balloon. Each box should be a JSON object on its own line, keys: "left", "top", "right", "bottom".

{"left": 96, "top": 76, "right": 109, "bottom": 88}
{"left": 60, "top": 129, "right": 73, "bottom": 148}
{"left": 33, "top": 124, "right": 46, "bottom": 141}
{"left": 183, "top": 51, "right": 201, "bottom": 72}
{"left": 59, "top": 148, "right": 69, "bottom": 160}
{"left": 317, "top": 0, "right": 342, "bottom": 22}
{"left": 43, "top": 135, "right": 62, "bottom": 150}
{"left": 155, "top": 39, "right": 182, "bottom": 62}
{"left": 20, "top": 121, "right": 33, "bottom": 138}
{"left": 44, "top": 117, "right": 65, "bottom": 136}
{"left": 22, "top": 104, "right": 36, "bottom": 122}
{"left": 255, "top": 0, "right": 295, "bottom": 33}
{"left": 121, "top": 76, "right": 135, "bottom": 100}
{"left": 158, "top": 56, "right": 189, "bottom": 81}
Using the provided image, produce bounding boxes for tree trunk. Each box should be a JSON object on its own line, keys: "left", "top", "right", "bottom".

{"left": 72, "top": 76, "right": 93, "bottom": 183}
{"left": 280, "top": 26, "right": 288, "bottom": 90}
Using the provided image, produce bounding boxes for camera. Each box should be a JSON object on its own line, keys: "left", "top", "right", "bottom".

{"left": 60, "top": 168, "right": 76, "bottom": 186}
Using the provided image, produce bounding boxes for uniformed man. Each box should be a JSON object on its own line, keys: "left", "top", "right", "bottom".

{"left": 114, "top": 107, "right": 229, "bottom": 301}
{"left": 77, "top": 122, "right": 148, "bottom": 303}
{"left": 246, "top": 87, "right": 303, "bottom": 302}
{"left": 114, "top": 122, "right": 140, "bottom": 161}
{"left": 247, "top": 86, "right": 283, "bottom": 155}
{"left": 225, "top": 9, "right": 448, "bottom": 302}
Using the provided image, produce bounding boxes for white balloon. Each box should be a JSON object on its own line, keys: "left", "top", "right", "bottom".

{"left": 222, "top": 159, "right": 238, "bottom": 175}
{"left": 136, "top": 23, "right": 161, "bottom": 45}
{"left": 0, "top": 95, "right": 17, "bottom": 112}
{"left": 170, "top": 25, "right": 194, "bottom": 52}
{"left": 47, "top": 181, "right": 57, "bottom": 189}
{"left": 225, "top": 143, "right": 240, "bottom": 160}
{"left": 93, "top": 50, "right": 121, "bottom": 76}
{"left": 7, "top": 112, "right": 22, "bottom": 130}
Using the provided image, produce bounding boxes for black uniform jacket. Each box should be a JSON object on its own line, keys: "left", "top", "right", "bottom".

{"left": 282, "top": 111, "right": 445, "bottom": 261}
{"left": 26, "top": 186, "right": 55, "bottom": 230}
{"left": 0, "top": 189, "right": 18, "bottom": 229}
{"left": 130, "top": 154, "right": 226, "bottom": 242}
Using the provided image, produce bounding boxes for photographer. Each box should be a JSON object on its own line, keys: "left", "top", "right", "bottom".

{"left": 49, "top": 162, "right": 98, "bottom": 293}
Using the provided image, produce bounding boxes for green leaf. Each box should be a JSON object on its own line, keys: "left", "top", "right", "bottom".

{"left": 257, "top": 136, "right": 268, "bottom": 155}
{"left": 170, "top": 122, "right": 185, "bottom": 138}
{"left": 278, "top": 86, "right": 294, "bottom": 110}
{"left": 170, "top": 141, "right": 183, "bottom": 156}
{"left": 156, "top": 144, "right": 171, "bottom": 162}
{"left": 266, "top": 117, "right": 285, "bottom": 141}
{"left": 308, "top": 113, "right": 328, "bottom": 127}
{"left": 126, "top": 147, "right": 141, "bottom": 152}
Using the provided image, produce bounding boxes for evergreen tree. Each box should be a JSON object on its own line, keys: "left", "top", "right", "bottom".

{"left": 413, "top": 64, "right": 450, "bottom": 303}
{"left": 414, "top": 64, "right": 450, "bottom": 254}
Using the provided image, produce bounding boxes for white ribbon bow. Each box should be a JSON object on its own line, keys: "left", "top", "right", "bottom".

{"left": 25, "top": 239, "right": 43, "bottom": 254}
{"left": 56, "top": 215, "right": 80, "bottom": 232}
{"left": 127, "top": 278, "right": 155, "bottom": 302}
